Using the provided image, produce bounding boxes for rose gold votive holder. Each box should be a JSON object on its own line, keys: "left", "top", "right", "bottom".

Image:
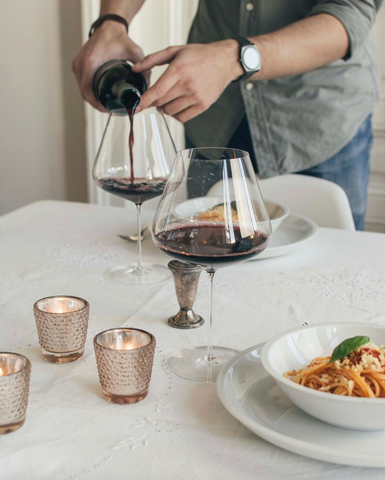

{"left": 33, "top": 296, "right": 90, "bottom": 363}
{"left": 93, "top": 328, "right": 156, "bottom": 404}
{"left": 0, "top": 353, "right": 31, "bottom": 434}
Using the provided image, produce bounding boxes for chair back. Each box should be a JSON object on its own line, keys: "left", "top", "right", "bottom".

{"left": 259, "top": 174, "right": 355, "bottom": 230}
{"left": 207, "top": 174, "right": 355, "bottom": 231}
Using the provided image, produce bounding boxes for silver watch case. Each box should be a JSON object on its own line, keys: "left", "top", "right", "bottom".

{"left": 240, "top": 45, "right": 261, "bottom": 75}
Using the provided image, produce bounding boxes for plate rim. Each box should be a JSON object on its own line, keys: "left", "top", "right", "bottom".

{"left": 253, "top": 212, "right": 318, "bottom": 261}
{"left": 216, "top": 343, "right": 385, "bottom": 468}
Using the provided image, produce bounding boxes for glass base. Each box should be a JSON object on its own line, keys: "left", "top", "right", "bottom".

{"left": 164, "top": 346, "right": 239, "bottom": 384}
{"left": 101, "top": 389, "right": 149, "bottom": 404}
{"left": 0, "top": 417, "right": 25, "bottom": 434}
{"left": 42, "top": 347, "right": 84, "bottom": 364}
{"left": 105, "top": 263, "right": 171, "bottom": 285}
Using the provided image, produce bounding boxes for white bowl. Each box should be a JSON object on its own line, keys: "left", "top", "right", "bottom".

{"left": 173, "top": 197, "right": 289, "bottom": 233}
{"left": 261, "top": 322, "right": 385, "bottom": 431}
{"left": 264, "top": 200, "right": 289, "bottom": 232}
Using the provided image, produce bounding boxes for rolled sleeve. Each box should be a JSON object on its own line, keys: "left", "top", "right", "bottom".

{"left": 310, "top": 0, "right": 382, "bottom": 59}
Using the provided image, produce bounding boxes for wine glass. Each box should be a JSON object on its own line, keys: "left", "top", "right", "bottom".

{"left": 93, "top": 107, "right": 176, "bottom": 284}
{"left": 152, "top": 147, "right": 272, "bottom": 382}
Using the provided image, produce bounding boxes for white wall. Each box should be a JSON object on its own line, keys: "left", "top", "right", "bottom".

{"left": 0, "top": 0, "right": 87, "bottom": 216}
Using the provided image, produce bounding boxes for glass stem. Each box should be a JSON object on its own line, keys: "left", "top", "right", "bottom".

{"left": 136, "top": 203, "right": 143, "bottom": 272}
{"left": 207, "top": 269, "right": 215, "bottom": 362}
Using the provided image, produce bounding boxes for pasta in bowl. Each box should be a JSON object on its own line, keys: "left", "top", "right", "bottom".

{"left": 261, "top": 323, "right": 385, "bottom": 431}
{"left": 284, "top": 339, "right": 384, "bottom": 398}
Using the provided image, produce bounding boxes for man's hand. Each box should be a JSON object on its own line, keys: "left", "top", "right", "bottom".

{"left": 132, "top": 40, "right": 243, "bottom": 123}
{"left": 72, "top": 21, "right": 148, "bottom": 112}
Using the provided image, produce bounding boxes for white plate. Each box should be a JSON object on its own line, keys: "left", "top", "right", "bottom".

{"left": 216, "top": 344, "right": 385, "bottom": 468}
{"left": 255, "top": 213, "right": 317, "bottom": 260}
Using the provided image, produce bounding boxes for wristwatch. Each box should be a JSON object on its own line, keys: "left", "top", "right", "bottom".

{"left": 234, "top": 37, "right": 261, "bottom": 81}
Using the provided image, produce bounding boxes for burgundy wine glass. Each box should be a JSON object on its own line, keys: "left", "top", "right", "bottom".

{"left": 152, "top": 147, "right": 272, "bottom": 382}
{"left": 93, "top": 107, "right": 176, "bottom": 285}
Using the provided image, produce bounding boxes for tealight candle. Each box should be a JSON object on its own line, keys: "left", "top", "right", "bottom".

{"left": 33, "top": 296, "right": 90, "bottom": 363}
{"left": 0, "top": 353, "right": 31, "bottom": 434}
{"left": 93, "top": 328, "right": 156, "bottom": 404}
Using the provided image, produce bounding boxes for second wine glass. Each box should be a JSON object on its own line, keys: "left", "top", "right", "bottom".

{"left": 93, "top": 107, "right": 176, "bottom": 285}
{"left": 152, "top": 147, "right": 272, "bottom": 382}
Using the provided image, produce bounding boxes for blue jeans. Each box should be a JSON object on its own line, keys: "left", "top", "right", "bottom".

{"left": 297, "top": 115, "right": 372, "bottom": 231}
{"left": 186, "top": 115, "right": 372, "bottom": 231}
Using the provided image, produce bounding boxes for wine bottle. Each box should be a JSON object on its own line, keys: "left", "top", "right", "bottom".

{"left": 93, "top": 59, "right": 147, "bottom": 112}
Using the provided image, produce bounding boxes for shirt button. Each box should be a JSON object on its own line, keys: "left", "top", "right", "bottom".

{"left": 246, "top": 82, "right": 254, "bottom": 91}
{"left": 246, "top": 3, "right": 254, "bottom": 11}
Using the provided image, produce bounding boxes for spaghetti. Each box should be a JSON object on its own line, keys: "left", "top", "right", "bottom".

{"left": 284, "top": 342, "right": 385, "bottom": 398}
{"left": 194, "top": 204, "right": 238, "bottom": 222}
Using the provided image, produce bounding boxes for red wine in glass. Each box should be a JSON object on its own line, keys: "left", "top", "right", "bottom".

{"left": 154, "top": 223, "right": 269, "bottom": 268}
{"left": 97, "top": 177, "right": 167, "bottom": 205}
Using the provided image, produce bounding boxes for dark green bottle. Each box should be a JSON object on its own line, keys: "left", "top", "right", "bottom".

{"left": 93, "top": 59, "right": 147, "bottom": 112}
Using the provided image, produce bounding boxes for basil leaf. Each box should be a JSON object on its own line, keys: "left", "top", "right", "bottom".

{"left": 329, "top": 335, "right": 370, "bottom": 363}
{"left": 213, "top": 201, "right": 237, "bottom": 213}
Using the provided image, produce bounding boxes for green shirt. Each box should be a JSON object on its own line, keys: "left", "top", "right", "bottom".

{"left": 185, "top": 0, "right": 382, "bottom": 178}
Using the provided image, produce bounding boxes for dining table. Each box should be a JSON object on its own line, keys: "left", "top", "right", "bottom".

{"left": 0, "top": 200, "right": 384, "bottom": 480}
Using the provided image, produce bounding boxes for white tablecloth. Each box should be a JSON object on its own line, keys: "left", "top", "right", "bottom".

{"left": 0, "top": 201, "right": 384, "bottom": 480}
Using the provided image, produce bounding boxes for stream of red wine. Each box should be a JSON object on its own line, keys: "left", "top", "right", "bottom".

{"left": 127, "top": 106, "right": 136, "bottom": 183}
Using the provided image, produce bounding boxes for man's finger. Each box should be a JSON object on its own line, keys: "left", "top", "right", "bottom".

{"left": 160, "top": 96, "right": 195, "bottom": 117}
{"left": 174, "top": 105, "right": 202, "bottom": 124}
{"left": 132, "top": 46, "right": 181, "bottom": 73}
{"left": 152, "top": 82, "right": 184, "bottom": 108}
{"left": 139, "top": 68, "right": 180, "bottom": 109}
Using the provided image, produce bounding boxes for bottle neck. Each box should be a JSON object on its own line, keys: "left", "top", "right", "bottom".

{"left": 113, "top": 81, "right": 141, "bottom": 111}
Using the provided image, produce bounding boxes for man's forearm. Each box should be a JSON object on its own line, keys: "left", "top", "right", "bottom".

{"left": 100, "top": 0, "right": 146, "bottom": 24}
{"left": 249, "top": 14, "right": 349, "bottom": 81}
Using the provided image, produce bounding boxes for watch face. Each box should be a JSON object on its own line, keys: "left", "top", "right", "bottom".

{"left": 242, "top": 46, "right": 261, "bottom": 71}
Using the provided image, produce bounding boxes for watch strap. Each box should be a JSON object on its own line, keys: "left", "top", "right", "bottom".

{"left": 235, "top": 37, "right": 255, "bottom": 48}
{"left": 89, "top": 14, "right": 129, "bottom": 38}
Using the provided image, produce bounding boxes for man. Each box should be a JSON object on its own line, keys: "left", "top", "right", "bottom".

{"left": 73, "top": 0, "right": 382, "bottom": 230}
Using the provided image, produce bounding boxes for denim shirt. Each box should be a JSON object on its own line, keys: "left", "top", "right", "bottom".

{"left": 185, "top": 0, "right": 382, "bottom": 178}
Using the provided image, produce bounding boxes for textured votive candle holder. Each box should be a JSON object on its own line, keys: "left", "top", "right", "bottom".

{"left": 93, "top": 328, "right": 156, "bottom": 404}
{"left": 33, "top": 296, "right": 90, "bottom": 363}
{"left": 0, "top": 353, "right": 31, "bottom": 434}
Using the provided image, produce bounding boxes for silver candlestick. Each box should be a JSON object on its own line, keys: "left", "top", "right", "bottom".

{"left": 167, "top": 261, "right": 204, "bottom": 329}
